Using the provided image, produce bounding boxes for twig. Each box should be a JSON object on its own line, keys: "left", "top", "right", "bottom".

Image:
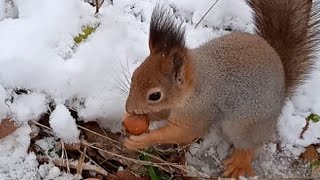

{"left": 32, "top": 121, "right": 208, "bottom": 178}
{"left": 77, "top": 125, "right": 121, "bottom": 145}
{"left": 95, "top": 0, "right": 99, "bottom": 14}
{"left": 60, "top": 141, "right": 65, "bottom": 169}
{"left": 81, "top": 141, "right": 210, "bottom": 178}
{"left": 77, "top": 146, "right": 87, "bottom": 174}
{"left": 195, "top": 0, "right": 220, "bottom": 28}
{"left": 31, "top": 120, "right": 52, "bottom": 131}
{"left": 300, "top": 118, "right": 310, "bottom": 139}
{"left": 84, "top": 141, "right": 183, "bottom": 175}
{"left": 78, "top": 124, "right": 196, "bottom": 174}
{"left": 82, "top": 141, "right": 173, "bottom": 167}
{"left": 95, "top": 0, "right": 105, "bottom": 14}
{"left": 61, "top": 140, "right": 71, "bottom": 174}
{"left": 33, "top": 122, "right": 205, "bottom": 177}
{"left": 78, "top": 148, "right": 113, "bottom": 173}
{"left": 96, "top": 121, "right": 109, "bottom": 137}
{"left": 38, "top": 157, "right": 109, "bottom": 178}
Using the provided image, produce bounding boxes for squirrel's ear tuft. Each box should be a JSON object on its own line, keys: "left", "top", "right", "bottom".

{"left": 149, "top": 4, "right": 186, "bottom": 54}
{"left": 171, "top": 52, "right": 184, "bottom": 84}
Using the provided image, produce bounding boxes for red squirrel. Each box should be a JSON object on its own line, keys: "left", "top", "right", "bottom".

{"left": 122, "top": 0, "right": 320, "bottom": 178}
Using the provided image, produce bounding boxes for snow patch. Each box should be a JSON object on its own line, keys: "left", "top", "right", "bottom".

{"left": 9, "top": 93, "right": 47, "bottom": 123}
{"left": 0, "top": 85, "right": 9, "bottom": 120}
{"left": 49, "top": 104, "right": 80, "bottom": 143}
{"left": 0, "top": 125, "right": 39, "bottom": 179}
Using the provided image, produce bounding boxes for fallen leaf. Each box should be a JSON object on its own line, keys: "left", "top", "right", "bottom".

{"left": 0, "top": 118, "right": 18, "bottom": 139}
{"left": 301, "top": 145, "right": 319, "bottom": 162}
{"left": 59, "top": 143, "right": 82, "bottom": 152}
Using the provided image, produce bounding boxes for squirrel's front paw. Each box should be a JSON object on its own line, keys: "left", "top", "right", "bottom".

{"left": 222, "top": 148, "right": 255, "bottom": 179}
{"left": 123, "top": 134, "right": 153, "bottom": 150}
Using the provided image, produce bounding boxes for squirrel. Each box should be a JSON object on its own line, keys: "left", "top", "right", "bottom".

{"left": 123, "top": 0, "right": 320, "bottom": 178}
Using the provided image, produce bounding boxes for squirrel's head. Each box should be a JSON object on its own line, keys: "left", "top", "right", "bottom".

{"left": 125, "top": 5, "right": 194, "bottom": 115}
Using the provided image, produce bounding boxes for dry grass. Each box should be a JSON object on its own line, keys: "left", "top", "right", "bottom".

{"left": 30, "top": 120, "right": 213, "bottom": 179}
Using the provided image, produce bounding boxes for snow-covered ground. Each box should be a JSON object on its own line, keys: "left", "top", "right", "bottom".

{"left": 0, "top": 0, "right": 319, "bottom": 179}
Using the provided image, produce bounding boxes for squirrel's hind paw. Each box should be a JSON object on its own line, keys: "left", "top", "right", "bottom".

{"left": 222, "top": 148, "right": 255, "bottom": 179}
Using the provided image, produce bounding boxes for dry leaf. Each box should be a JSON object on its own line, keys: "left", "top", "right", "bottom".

{"left": 301, "top": 145, "right": 319, "bottom": 162}
{"left": 0, "top": 118, "right": 18, "bottom": 139}
{"left": 62, "top": 143, "right": 82, "bottom": 152}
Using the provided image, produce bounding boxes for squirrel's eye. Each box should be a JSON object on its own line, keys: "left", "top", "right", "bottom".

{"left": 148, "top": 92, "right": 161, "bottom": 101}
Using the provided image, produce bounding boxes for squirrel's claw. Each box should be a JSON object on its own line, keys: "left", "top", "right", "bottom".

{"left": 222, "top": 148, "right": 255, "bottom": 179}
{"left": 123, "top": 134, "right": 153, "bottom": 150}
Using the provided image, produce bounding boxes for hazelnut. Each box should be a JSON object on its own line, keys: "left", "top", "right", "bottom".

{"left": 122, "top": 114, "right": 149, "bottom": 135}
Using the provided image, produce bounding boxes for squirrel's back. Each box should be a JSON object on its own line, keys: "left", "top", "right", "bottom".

{"left": 189, "top": 0, "right": 320, "bottom": 122}
{"left": 190, "top": 32, "right": 285, "bottom": 121}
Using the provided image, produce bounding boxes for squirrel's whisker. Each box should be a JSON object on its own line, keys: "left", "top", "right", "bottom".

{"left": 112, "top": 72, "right": 129, "bottom": 94}
{"left": 119, "top": 59, "right": 132, "bottom": 88}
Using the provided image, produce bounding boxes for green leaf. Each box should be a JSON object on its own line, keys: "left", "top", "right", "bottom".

{"left": 310, "top": 160, "right": 320, "bottom": 170}
{"left": 73, "top": 24, "right": 100, "bottom": 45}
{"left": 307, "top": 113, "right": 320, "bottom": 123}
{"left": 139, "top": 149, "right": 170, "bottom": 180}
{"left": 146, "top": 162, "right": 159, "bottom": 180}
{"left": 139, "top": 150, "right": 159, "bottom": 180}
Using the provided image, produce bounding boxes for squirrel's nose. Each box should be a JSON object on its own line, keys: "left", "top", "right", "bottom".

{"left": 126, "top": 108, "right": 141, "bottom": 115}
{"left": 125, "top": 101, "right": 135, "bottom": 114}
{"left": 126, "top": 109, "right": 135, "bottom": 114}
{"left": 125, "top": 106, "right": 134, "bottom": 114}
{"left": 125, "top": 105, "right": 143, "bottom": 115}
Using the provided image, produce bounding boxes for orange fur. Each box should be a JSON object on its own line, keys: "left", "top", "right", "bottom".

{"left": 223, "top": 148, "right": 255, "bottom": 179}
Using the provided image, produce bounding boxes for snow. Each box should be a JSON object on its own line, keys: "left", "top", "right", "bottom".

{"left": 169, "top": 0, "right": 252, "bottom": 30}
{"left": 10, "top": 93, "right": 47, "bottom": 123}
{"left": 0, "top": 85, "right": 9, "bottom": 120}
{"left": 0, "top": 0, "right": 319, "bottom": 179}
{"left": 0, "top": 0, "right": 19, "bottom": 20}
{"left": 279, "top": 68, "right": 320, "bottom": 156}
{"left": 49, "top": 104, "right": 80, "bottom": 143}
{"left": 47, "top": 166, "right": 61, "bottom": 179}
{"left": 35, "top": 137, "right": 59, "bottom": 158}
{"left": 39, "top": 163, "right": 78, "bottom": 180}
{"left": 0, "top": 124, "right": 39, "bottom": 179}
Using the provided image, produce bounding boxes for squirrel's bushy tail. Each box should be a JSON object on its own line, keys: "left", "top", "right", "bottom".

{"left": 247, "top": 0, "right": 320, "bottom": 96}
